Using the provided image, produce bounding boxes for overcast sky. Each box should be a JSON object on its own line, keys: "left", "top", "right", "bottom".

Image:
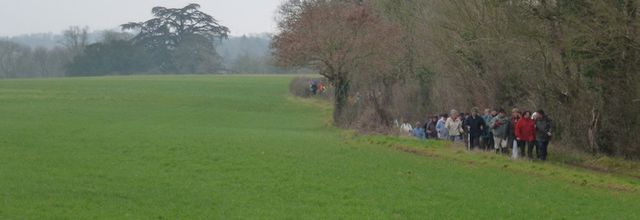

{"left": 0, "top": 0, "right": 284, "bottom": 37}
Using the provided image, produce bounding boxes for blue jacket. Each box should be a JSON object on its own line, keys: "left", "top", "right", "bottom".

{"left": 413, "top": 128, "right": 426, "bottom": 139}
{"left": 436, "top": 119, "right": 448, "bottom": 137}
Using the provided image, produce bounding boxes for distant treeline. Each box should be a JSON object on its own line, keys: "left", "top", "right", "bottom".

{"left": 0, "top": 31, "right": 292, "bottom": 78}
{"left": 0, "top": 4, "right": 297, "bottom": 78}
{"left": 273, "top": 0, "right": 640, "bottom": 159}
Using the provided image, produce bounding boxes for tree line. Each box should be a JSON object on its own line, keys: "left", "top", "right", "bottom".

{"left": 272, "top": 0, "right": 640, "bottom": 159}
{"left": 0, "top": 4, "right": 294, "bottom": 78}
{"left": 0, "top": 26, "right": 90, "bottom": 78}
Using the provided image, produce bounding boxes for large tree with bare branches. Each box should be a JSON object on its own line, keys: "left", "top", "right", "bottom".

{"left": 272, "top": 0, "right": 403, "bottom": 126}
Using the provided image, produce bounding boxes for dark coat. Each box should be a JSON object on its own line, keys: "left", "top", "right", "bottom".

{"left": 535, "top": 118, "right": 553, "bottom": 142}
{"left": 423, "top": 121, "right": 438, "bottom": 138}
{"left": 424, "top": 121, "right": 438, "bottom": 139}
{"left": 464, "top": 115, "right": 485, "bottom": 137}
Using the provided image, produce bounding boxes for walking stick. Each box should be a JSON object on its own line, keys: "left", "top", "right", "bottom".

{"left": 467, "top": 132, "right": 471, "bottom": 151}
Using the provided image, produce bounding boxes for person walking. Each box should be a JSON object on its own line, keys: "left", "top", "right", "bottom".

{"left": 535, "top": 110, "right": 553, "bottom": 161}
{"left": 481, "top": 108, "right": 494, "bottom": 151}
{"left": 515, "top": 111, "right": 536, "bottom": 159}
{"left": 310, "top": 80, "right": 318, "bottom": 95}
{"left": 400, "top": 120, "right": 413, "bottom": 136}
{"left": 489, "top": 109, "right": 510, "bottom": 154}
{"left": 412, "top": 122, "right": 426, "bottom": 140}
{"left": 460, "top": 112, "right": 468, "bottom": 145}
{"left": 318, "top": 82, "right": 326, "bottom": 94}
{"left": 436, "top": 114, "right": 449, "bottom": 140}
{"left": 424, "top": 116, "right": 438, "bottom": 139}
{"left": 445, "top": 110, "right": 463, "bottom": 142}
{"left": 509, "top": 108, "right": 522, "bottom": 159}
{"left": 464, "top": 107, "right": 485, "bottom": 150}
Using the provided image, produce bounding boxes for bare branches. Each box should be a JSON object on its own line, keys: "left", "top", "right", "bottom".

{"left": 61, "top": 26, "right": 89, "bottom": 55}
{"left": 273, "top": 0, "right": 404, "bottom": 125}
{"left": 274, "top": 0, "right": 640, "bottom": 156}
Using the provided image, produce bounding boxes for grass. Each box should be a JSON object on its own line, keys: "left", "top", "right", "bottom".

{"left": 0, "top": 75, "right": 639, "bottom": 219}
{"left": 358, "top": 136, "right": 640, "bottom": 192}
{"left": 546, "top": 145, "right": 640, "bottom": 179}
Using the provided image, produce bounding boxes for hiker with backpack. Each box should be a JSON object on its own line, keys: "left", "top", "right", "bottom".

{"left": 489, "top": 109, "right": 510, "bottom": 154}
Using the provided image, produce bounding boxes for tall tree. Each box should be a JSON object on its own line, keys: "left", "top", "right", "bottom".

{"left": 273, "top": 0, "right": 403, "bottom": 126}
{"left": 0, "top": 40, "right": 33, "bottom": 78}
{"left": 61, "top": 26, "right": 89, "bottom": 56}
{"left": 122, "top": 3, "right": 230, "bottom": 73}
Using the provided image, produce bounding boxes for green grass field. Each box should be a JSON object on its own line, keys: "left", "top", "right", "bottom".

{"left": 1, "top": 75, "right": 639, "bottom": 219}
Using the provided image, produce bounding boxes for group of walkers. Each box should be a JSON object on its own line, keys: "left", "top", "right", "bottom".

{"left": 309, "top": 80, "right": 326, "bottom": 95}
{"left": 401, "top": 108, "right": 553, "bottom": 161}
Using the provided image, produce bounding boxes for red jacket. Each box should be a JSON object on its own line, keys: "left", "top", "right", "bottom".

{"left": 515, "top": 118, "right": 536, "bottom": 141}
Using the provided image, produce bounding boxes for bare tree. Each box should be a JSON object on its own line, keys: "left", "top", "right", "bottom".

{"left": 273, "top": 0, "right": 404, "bottom": 126}
{"left": 61, "top": 26, "right": 89, "bottom": 55}
{"left": 32, "top": 47, "right": 50, "bottom": 77}
{"left": 0, "top": 40, "right": 32, "bottom": 78}
{"left": 276, "top": 0, "right": 640, "bottom": 157}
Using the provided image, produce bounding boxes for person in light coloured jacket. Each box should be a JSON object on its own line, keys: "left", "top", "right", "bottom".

{"left": 436, "top": 114, "right": 449, "bottom": 140}
{"left": 400, "top": 122, "right": 413, "bottom": 136}
{"left": 445, "top": 110, "right": 463, "bottom": 142}
{"left": 412, "top": 122, "right": 426, "bottom": 139}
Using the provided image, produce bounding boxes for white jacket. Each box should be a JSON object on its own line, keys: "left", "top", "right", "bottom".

{"left": 445, "top": 117, "right": 462, "bottom": 136}
{"left": 400, "top": 123, "right": 413, "bottom": 135}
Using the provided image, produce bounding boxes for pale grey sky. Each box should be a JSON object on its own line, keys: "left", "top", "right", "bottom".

{"left": 0, "top": 0, "right": 284, "bottom": 37}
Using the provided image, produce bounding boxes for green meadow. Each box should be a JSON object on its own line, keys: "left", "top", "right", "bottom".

{"left": 1, "top": 75, "right": 639, "bottom": 219}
